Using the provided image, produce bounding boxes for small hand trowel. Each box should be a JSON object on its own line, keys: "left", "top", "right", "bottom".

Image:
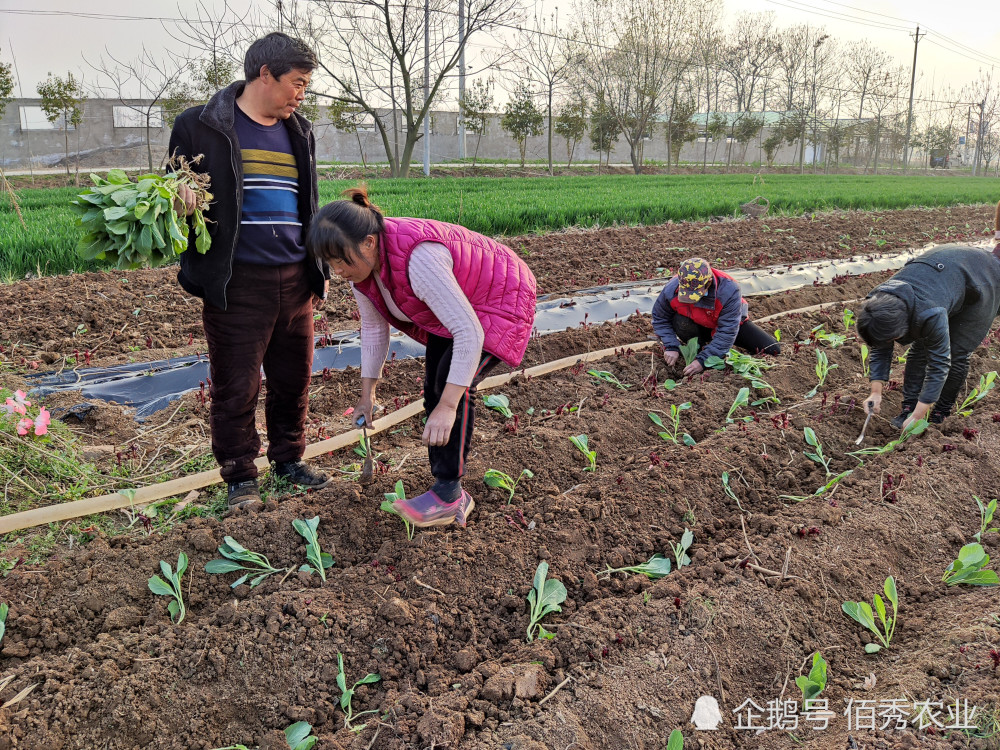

{"left": 356, "top": 414, "right": 375, "bottom": 484}
{"left": 854, "top": 403, "right": 874, "bottom": 446}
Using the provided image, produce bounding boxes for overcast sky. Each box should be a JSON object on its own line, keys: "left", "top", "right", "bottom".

{"left": 2, "top": 0, "right": 998, "bottom": 107}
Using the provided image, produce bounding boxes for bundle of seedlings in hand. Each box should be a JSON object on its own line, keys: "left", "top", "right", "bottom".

{"left": 974, "top": 496, "right": 998, "bottom": 542}
{"left": 526, "top": 561, "right": 567, "bottom": 641}
{"left": 795, "top": 651, "right": 828, "bottom": 706}
{"left": 680, "top": 338, "right": 700, "bottom": 367}
{"left": 336, "top": 652, "right": 381, "bottom": 730}
{"left": 569, "top": 434, "right": 597, "bottom": 471}
{"left": 380, "top": 480, "right": 415, "bottom": 539}
{"left": 148, "top": 551, "right": 188, "bottom": 624}
{"left": 941, "top": 543, "right": 999, "bottom": 586}
{"left": 805, "top": 350, "right": 837, "bottom": 398}
{"left": 588, "top": 369, "right": 632, "bottom": 389}
{"left": 71, "top": 158, "right": 212, "bottom": 268}
{"left": 598, "top": 553, "right": 673, "bottom": 579}
{"left": 483, "top": 394, "right": 514, "bottom": 418}
{"left": 958, "top": 371, "right": 998, "bottom": 416}
{"left": 841, "top": 575, "right": 898, "bottom": 653}
{"left": 484, "top": 467, "right": 534, "bottom": 504}
{"left": 803, "top": 427, "right": 833, "bottom": 477}
{"left": 293, "top": 516, "right": 334, "bottom": 581}
{"left": 649, "top": 406, "right": 696, "bottom": 446}
{"left": 670, "top": 529, "right": 694, "bottom": 569}
{"left": 204, "top": 536, "right": 291, "bottom": 589}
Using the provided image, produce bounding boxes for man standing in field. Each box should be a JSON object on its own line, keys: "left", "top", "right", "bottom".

{"left": 171, "top": 32, "right": 332, "bottom": 509}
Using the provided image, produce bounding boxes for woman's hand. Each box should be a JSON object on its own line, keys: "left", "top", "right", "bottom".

{"left": 865, "top": 391, "right": 882, "bottom": 415}
{"left": 663, "top": 350, "right": 679, "bottom": 366}
{"left": 683, "top": 360, "right": 704, "bottom": 377}
{"left": 422, "top": 403, "right": 457, "bottom": 446}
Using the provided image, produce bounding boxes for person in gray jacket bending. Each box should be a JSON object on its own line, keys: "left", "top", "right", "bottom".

{"left": 858, "top": 245, "right": 1000, "bottom": 430}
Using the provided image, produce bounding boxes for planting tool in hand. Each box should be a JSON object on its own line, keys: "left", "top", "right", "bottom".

{"left": 356, "top": 414, "right": 375, "bottom": 484}
{"left": 855, "top": 404, "right": 874, "bottom": 446}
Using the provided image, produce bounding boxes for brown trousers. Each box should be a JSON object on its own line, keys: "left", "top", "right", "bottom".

{"left": 202, "top": 262, "right": 315, "bottom": 483}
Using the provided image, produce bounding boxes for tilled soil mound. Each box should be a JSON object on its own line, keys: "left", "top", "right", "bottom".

{"left": 2, "top": 206, "right": 1000, "bottom": 750}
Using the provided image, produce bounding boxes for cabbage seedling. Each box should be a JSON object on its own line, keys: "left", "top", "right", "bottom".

{"left": 204, "top": 536, "right": 290, "bottom": 589}
{"left": 958, "top": 371, "right": 997, "bottom": 416}
{"left": 336, "top": 652, "right": 381, "bottom": 730}
{"left": 805, "top": 351, "right": 837, "bottom": 398}
{"left": 148, "top": 551, "right": 188, "bottom": 624}
{"left": 380, "top": 481, "right": 414, "bottom": 540}
{"left": 293, "top": 516, "right": 334, "bottom": 582}
{"left": 848, "top": 419, "right": 928, "bottom": 460}
{"left": 648, "top": 406, "right": 696, "bottom": 445}
{"left": 667, "top": 730, "right": 683, "bottom": 750}
{"left": 284, "top": 722, "right": 318, "bottom": 750}
{"left": 588, "top": 369, "right": 632, "bottom": 389}
{"left": 569, "top": 434, "right": 596, "bottom": 471}
{"left": 670, "top": 529, "right": 694, "bottom": 569}
{"left": 974, "top": 496, "right": 998, "bottom": 542}
{"left": 842, "top": 309, "right": 855, "bottom": 331}
{"left": 842, "top": 575, "right": 898, "bottom": 653}
{"left": 725, "top": 387, "right": 752, "bottom": 423}
{"left": 526, "top": 561, "right": 567, "bottom": 641}
{"left": 860, "top": 343, "right": 870, "bottom": 378}
{"left": 0, "top": 602, "right": 7, "bottom": 648}
{"left": 942, "top": 543, "right": 999, "bottom": 586}
{"left": 803, "top": 427, "right": 833, "bottom": 477}
{"left": 483, "top": 394, "right": 514, "bottom": 418}
{"left": 484, "top": 468, "right": 534, "bottom": 504}
{"left": 680, "top": 337, "right": 700, "bottom": 367}
{"left": 598, "top": 553, "right": 672, "bottom": 579}
{"left": 795, "top": 651, "right": 828, "bottom": 705}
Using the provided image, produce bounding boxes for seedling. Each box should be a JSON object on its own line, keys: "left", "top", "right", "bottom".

{"left": 569, "top": 434, "right": 596, "bottom": 472}
{"left": 293, "top": 516, "right": 334, "bottom": 582}
{"left": 842, "top": 575, "right": 898, "bottom": 653}
{"left": 974, "top": 496, "right": 999, "bottom": 542}
{"left": 842, "top": 309, "right": 855, "bottom": 331}
{"left": 336, "top": 652, "right": 381, "bottom": 730}
{"left": 958, "top": 371, "right": 998, "bottom": 416}
{"left": 588, "top": 369, "right": 632, "bottom": 389}
{"left": 484, "top": 468, "right": 534, "bottom": 504}
{"left": 284, "top": 722, "right": 318, "bottom": 750}
{"left": 484, "top": 394, "right": 514, "bottom": 418}
{"left": 667, "top": 729, "right": 684, "bottom": 750}
{"left": 860, "top": 343, "right": 870, "bottom": 378}
{"left": 598, "top": 553, "right": 673, "bottom": 579}
{"left": 680, "top": 337, "right": 700, "bottom": 367}
{"left": 795, "top": 651, "right": 828, "bottom": 705}
{"left": 773, "top": 328, "right": 782, "bottom": 341}
{"left": 148, "top": 551, "right": 188, "bottom": 625}
{"left": 803, "top": 427, "right": 833, "bottom": 477}
{"left": 0, "top": 602, "right": 7, "bottom": 648}
{"left": 810, "top": 325, "right": 847, "bottom": 348}
{"left": 204, "top": 537, "right": 290, "bottom": 589}
{"left": 380, "top": 481, "right": 415, "bottom": 539}
{"left": 670, "top": 529, "right": 694, "bottom": 569}
{"left": 725, "top": 387, "right": 752, "bottom": 423}
{"left": 721, "top": 471, "right": 747, "bottom": 513}
{"left": 848, "top": 419, "right": 929, "bottom": 460}
{"left": 942, "top": 544, "right": 999, "bottom": 586}
{"left": 526, "top": 561, "right": 567, "bottom": 641}
{"left": 648, "top": 406, "right": 696, "bottom": 446}
{"left": 805, "top": 350, "right": 837, "bottom": 398}
{"left": 780, "top": 469, "right": 854, "bottom": 503}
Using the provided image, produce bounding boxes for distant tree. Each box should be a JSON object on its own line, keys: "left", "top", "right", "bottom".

{"left": 0, "top": 47, "right": 14, "bottom": 120}
{"left": 665, "top": 95, "right": 698, "bottom": 169}
{"left": 459, "top": 78, "right": 495, "bottom": 168}
{"left": 731, "top": 112, "right": 764, "bottom": 165}
{"left": 589, "top": 92, "right": 621, "bottom": 172}
{"left": 328, "top": 99, "right": 369, "bottom": 168}
{"left": 37, "top": 72, "right": 86, "bottom": 178}
{"left": 707, "top": 111, "right": 728, "bottom": 165}
{"left": 762, "top": 129, "right": 783, "bottom": 166}
{"left": 501, "top": 80, "right": 544, "bottom": 167}
{"left": 555, "top": 96, "right": 587, "bottom": 166}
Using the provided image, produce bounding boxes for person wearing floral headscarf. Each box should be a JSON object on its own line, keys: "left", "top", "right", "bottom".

{"left": 652, "top": 257, "right": 780, "bottom": 376}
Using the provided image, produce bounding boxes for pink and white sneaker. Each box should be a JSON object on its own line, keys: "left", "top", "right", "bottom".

{"left": 393, "top": 489, "right": 475, "bottom": 528}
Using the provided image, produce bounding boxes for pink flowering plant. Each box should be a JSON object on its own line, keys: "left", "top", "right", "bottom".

{"left": 1, "top": 389, "right": 51, "bottom": 438}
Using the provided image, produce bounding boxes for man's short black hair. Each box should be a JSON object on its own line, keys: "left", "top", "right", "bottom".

{"left": 244, "top": 32, "right": 317, "bottom": 81}
{"left": 857, "top": 292, "right": 909, "bottom": 348}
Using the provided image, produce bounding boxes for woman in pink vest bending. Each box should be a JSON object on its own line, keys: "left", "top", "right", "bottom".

{"left": 307, "top": 187, "right": 537, "bottom": 529}
{"left": 652, "top": 257, "right": 780, "bottom": 377}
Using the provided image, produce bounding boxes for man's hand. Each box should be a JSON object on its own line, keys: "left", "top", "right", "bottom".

{"left": 422, "top": 403, "right": 457, "bottom": 446}
{"left": 865, "top": 391, "right": 882, "bottom": 415}
{"left": 173, "top": 184, "right": 197, "bottom": 217}
{"left": 663, "top": 350, "right": 679, "bottom": 366}
{"left": 683, "top": 359, "right": 704, "bottom": 377}
{"left": 901, "top": 402, "right": 932, "bottom": 432}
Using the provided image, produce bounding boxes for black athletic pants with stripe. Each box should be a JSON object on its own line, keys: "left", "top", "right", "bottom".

{"left": 424, "top": 334, "right": 501, "bottom": 482}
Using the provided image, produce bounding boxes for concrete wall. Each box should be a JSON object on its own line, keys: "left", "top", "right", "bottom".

{"left": 2, "top": 97, "right": 815, "bottom": 171}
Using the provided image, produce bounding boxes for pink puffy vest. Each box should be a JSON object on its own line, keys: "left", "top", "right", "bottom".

{"left": 353, "top": 217, "right": 537, "bottom": 367}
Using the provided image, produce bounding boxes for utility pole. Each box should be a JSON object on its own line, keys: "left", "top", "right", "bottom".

{"left": 423, "top": 0, "right": 430, "bottom": 176}
{"left": 458, "top": 0, "right": 466, "bottom": 161}
{"left": 974, "top": 99, "right": 985, "bottom": 176}
{"left": 902, "top": 25, "right": 925, "bottom": 173}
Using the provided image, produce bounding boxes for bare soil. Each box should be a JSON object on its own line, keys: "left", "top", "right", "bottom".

{"left": 1, "top": 205, "right": 999, "bottom": 750}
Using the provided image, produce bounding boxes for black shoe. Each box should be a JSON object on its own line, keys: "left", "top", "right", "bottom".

{"left": 929, "top": 409, "right": 947, "bottom": 424}
{"left": 890, "top": 410, "right": 911, "bottom": 430}
{"left": 227, "top": 479, "right": 261, "bottom": 509}
{"left": 273, "top": 460, "right": 332, "bottom": 489}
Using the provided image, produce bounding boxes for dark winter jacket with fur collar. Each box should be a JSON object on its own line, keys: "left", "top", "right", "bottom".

{"left": 167, "top": 81, "right": 327, "bottom": 310}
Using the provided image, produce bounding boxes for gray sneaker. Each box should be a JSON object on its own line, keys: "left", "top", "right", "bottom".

{"left": 273, "top": 460, "right": 332, "bottom": 489}
{"left": 227, "top": 479, "right": 261, "bottom": 510}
